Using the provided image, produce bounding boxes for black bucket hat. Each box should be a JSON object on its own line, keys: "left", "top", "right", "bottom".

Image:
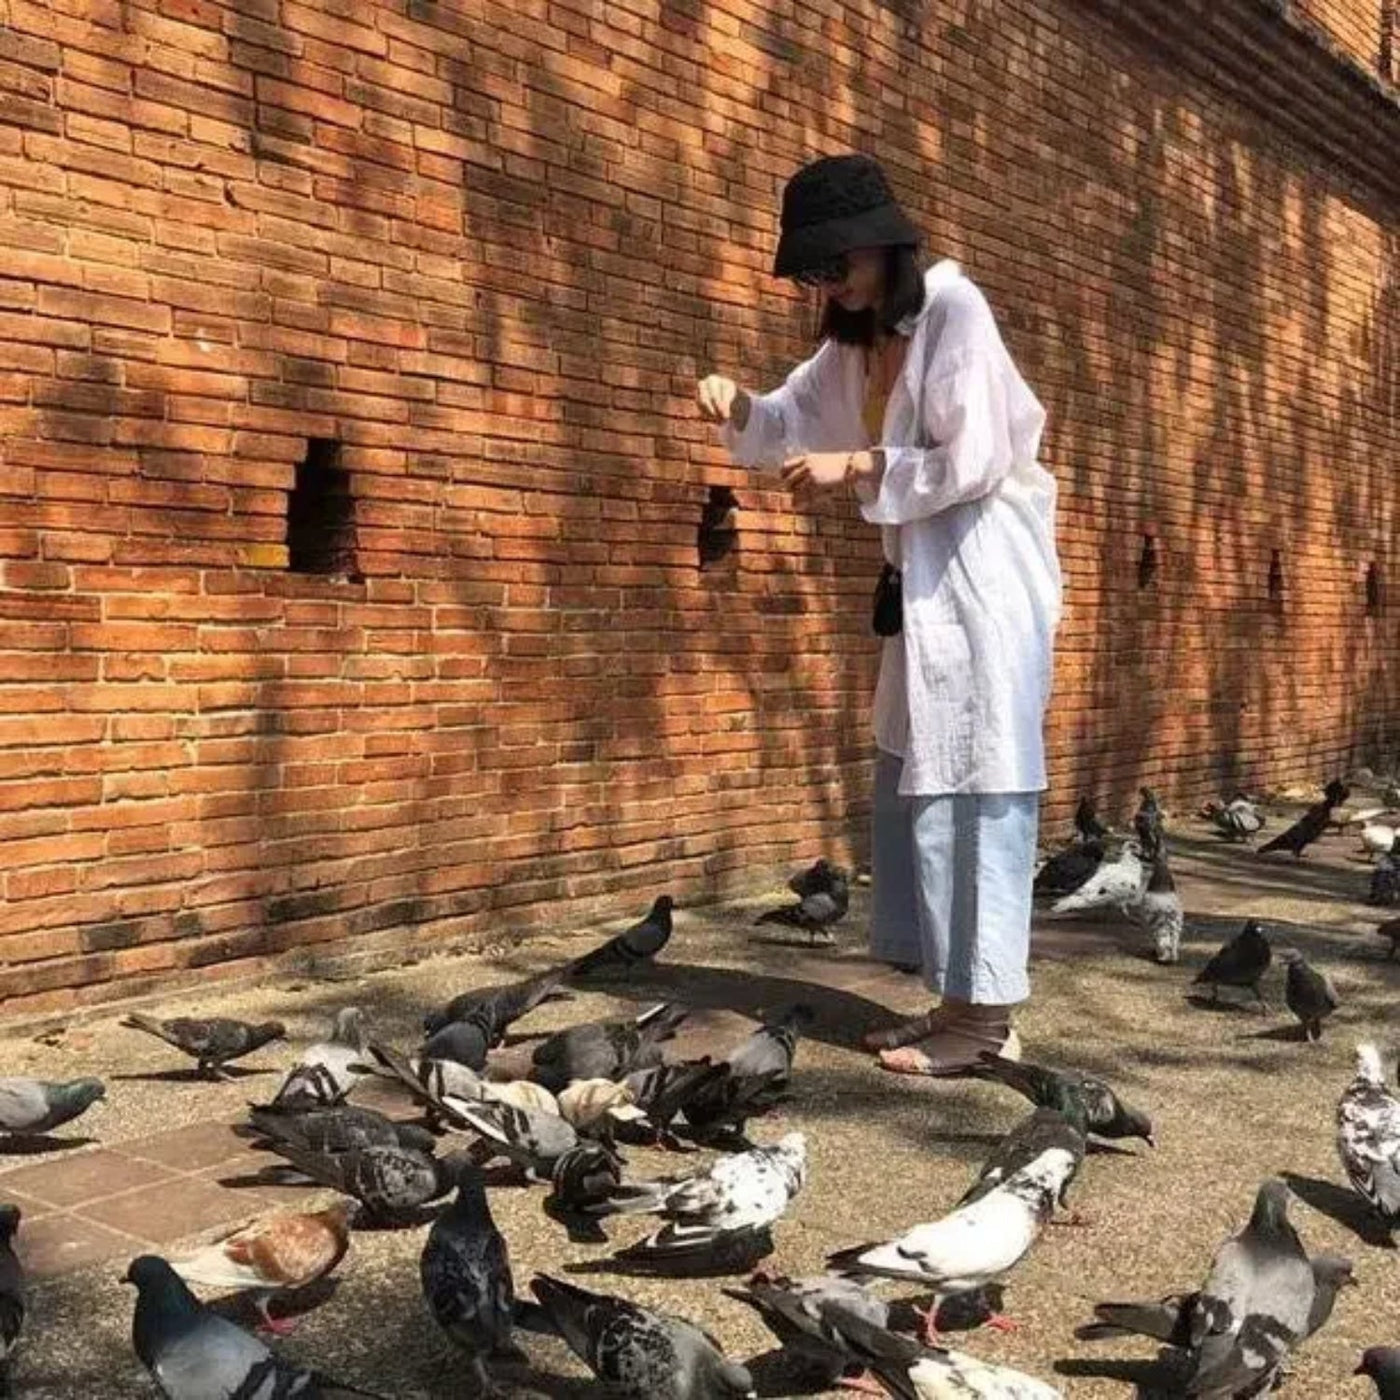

{"left": 772, "top": 153, "right": 921, "bottom": 279}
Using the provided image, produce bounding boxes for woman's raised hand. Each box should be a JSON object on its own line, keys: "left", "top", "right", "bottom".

{"left": 696, "top": 374, "right": 750, "bottom": 428}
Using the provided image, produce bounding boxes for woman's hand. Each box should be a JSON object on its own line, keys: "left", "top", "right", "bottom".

{"left": 696, "top": 374, "right": 750, "bottom": 429}
{"left": 781, "top": 450, "right": 882, "bottom": 494}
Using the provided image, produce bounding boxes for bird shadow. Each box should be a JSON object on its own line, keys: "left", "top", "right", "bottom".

{"left": 1281, "top": 1172, "right": 1397, "bottom": 1249}
{"left": 1239, "top": 1024, "right": 1308, "bottom": 1043}
{"left": 1182, "top": 995, "right": 1266, "bottom": 1016}
{"left": 0, "top": 1134, "right": 97, "bottom": 1156}
{"left": 1053, "top": 1354, "right": 1185, "bottom": 1397}
{"left": 207, "top": 1276, "right": 342, "bottom": 1328}
{"left": 112, "top": 1066, "right": 272, "bottom": 1084}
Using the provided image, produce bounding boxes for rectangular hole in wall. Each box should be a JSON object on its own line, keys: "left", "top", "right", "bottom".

{"left": 1268, "top": 548, "right": 1284, "bottom": 603}
{"left": 288, "top": 438, "right": 359, "bottom": 579}
{"left": 1366, "top": 561, "right": 1384, "bottom": 616}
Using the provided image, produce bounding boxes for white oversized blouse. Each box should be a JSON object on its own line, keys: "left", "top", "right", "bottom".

{"left": 722, "top": 260, "right": 1062, "bottom": 797}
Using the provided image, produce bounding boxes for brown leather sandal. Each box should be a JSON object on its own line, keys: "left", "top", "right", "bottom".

{"left": 879, "top": 1020, "right": 1022, "bottom": 1078}
{"left": 860, "top": 1006, "right": 950, "bottom": 1052}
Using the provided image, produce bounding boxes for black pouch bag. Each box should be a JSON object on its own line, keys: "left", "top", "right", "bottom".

{"left": 872, "top": 562, "right": 902, "bottom": 637}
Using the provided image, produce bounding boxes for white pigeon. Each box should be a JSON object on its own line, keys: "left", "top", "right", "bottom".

{"left": 1360, "top": 822, "right": 1397, "bottom": 859}
{"left": 556, "top": 1078, "right": 646, "bottom": 1131}
{"left": 907, "top": 1350, "right": 1063, "bottom": 1398}
{"left": 1205, "top": 796, "right": 1266, "bottom": 842}
{"left": 828, "top": 1148, "right": 1074, "bottom": 1334}
{"left": 270, "top": 1007, "right": 370, "bottom": 1109}
{"left": 1128, "top": 845, "right": 1183, "bottom": 965}
{"left": 1336, "top": 1043, "right": 1400, "bottom": 1233}
{"left": 1049, "top": 843, "right": 1145, "bottom": 916}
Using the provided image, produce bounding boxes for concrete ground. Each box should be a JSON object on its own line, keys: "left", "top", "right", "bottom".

{"left": 3, "top": 793, "right": 1399, "bottom": 1398}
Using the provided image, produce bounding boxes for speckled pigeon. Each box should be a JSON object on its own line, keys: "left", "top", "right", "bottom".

{"left": 239, "top": 1102, "right": 436, "bottom": 1158}
{"left": 529, "top": 1274, "right": 755, "bottom": 1399}
{"left": 121, "top": 1014, "right": 286, "bottom": 1079}
{"left": 1337, "top": 1042, "right": 1400, "bottom": 1233}
{"left": 262, "top": 1138, "right": 453, "bottom": 1222}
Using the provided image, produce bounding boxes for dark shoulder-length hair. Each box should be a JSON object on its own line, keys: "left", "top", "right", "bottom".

{"left": 820, "top": 245, "right": 926, "bottom": 347}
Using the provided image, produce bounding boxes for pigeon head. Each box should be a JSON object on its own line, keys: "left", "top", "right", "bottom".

{"left": 1123, "top": 1106, "right": 1156, "bottom": 1148}
{"left": 255, "top": 1021, "right": 288, "bottom": 1044}
{"left": 1248, "top": 1178, "right": 1294, "bottom": 1233}
{"left": 1354, "top": 1042, "right": 1387, "bottom": 1087}
{"left": 0, "top": 1203, "right": 20, "bottom": 1242}
{"left": 1325, "top": 779, "right": 1351, "bottom": 805}
{"left": 1242, "top": 919, "right": 1268, "bottom": 942}
{"left": 395, "top": 1123, "right": 439, "bottom": 1156}
{"left": 1356, "top": 1346, "right": 1400, "bottom": 1386}
{"left": 330, "top": 1007, "right": 366, "bottom": 1047}
{"left": 1277, "top": 948, "right": 1303, "bottom": 966}
{"left": 1312, "top": 1251, "right": 1356, "bottom": 1291}
{"left": 62, "top": 1077, "right": 108, "bottom": 1112}
{"left": 651, "top": 894, "right": 675, "bottom": 920}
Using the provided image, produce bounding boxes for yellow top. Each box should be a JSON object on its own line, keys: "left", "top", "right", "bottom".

{"left": 862, "top": 379, "right": 889, "bottom": 443}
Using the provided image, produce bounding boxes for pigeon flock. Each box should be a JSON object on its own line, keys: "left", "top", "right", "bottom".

{"left": 2, "top": 781, "right": 1400, "bottom": 1397}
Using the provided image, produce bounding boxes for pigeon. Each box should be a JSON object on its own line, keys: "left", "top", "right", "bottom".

{"left": 1047, "top": 840, "right": 1144, "bottom": 916}
{"left": 597, "top": 1133, "right": 806, "bottom": 1273}
{"left": 529, "top": 1002, "right": 688, "bottom": 1092}
{"left": 1375, "top": 917, "right": 1400, "bottom": 959}
{"left": 1133, "top": 787, "right": 1165, "bottom": 851}
{"left": 0, "top": 1077, "right": 105, "bottom": 1137}
{"left": 1204, "top": 795, "right": 1266, "bottom": 842}
{"left": 270, "top": 1008, "right": 370, "bottom": 1110}
{"left": 1192, "top": 919, "right": 1272, "bottom": 1008}
{"left": 261, "top": 1138, "right": 453, "bottom": 1221}
{"left": 1336, "top": 1042, "right": 1400, "bottom": 1233}
{"left": 422, "top": 965, "right": 568, "bottom": 1041}
{"left": 1363, "top": 823, "right": 1398, "bottom": 859}
{"left": 826, "top": 1303, "right": 1063, "bottom": 1399}
{"left": 787, "top": 858, "right": 848, "bottom": 900}
{"left": 1371, "top": 853, "right": 1400, "bottom": 907}
{"left": 956, "top": 1089, "right": 1087, "bottom": 1218}
{"left": 828, "top": 1148, "right": 1075, "bottom": 1342}
{"left": 1280, "top": 949, "right": 1339, "bottom": 1041}
{"left": 126, "top": 1254, "right": 385, "bottom": 1399}
{"left": 722, "top": 1272, "right": 889, "bottom": 1389}
{"left": 1358, "top": 1347, "right": 1400, "bottom": 1398}
{"left": 548, "top": 1141, "right": 626, "bottom": 1215}
{"left": 170, "top": 1200, "right": 354, "bottom": 1335}
{"left": 1074, "top": 797, "right": 1110, "bottom": 841}
{"left": 1079, "top": 1251, "right": 1354, "bottom": 1348}
{"left": 420, "top": 1161, "right": 517, "bottom": 1395}
{"left": 755, "top": 871, "right": 849, "bottom": 945}
{"left": 120, "top": 1014, "right": 287, "bottom": 1079}
{"left": 1133, "top": 837, "right": 1183, "bottom": 965}
{"left": 238, "top": 1102, "right": 437, "bottom": 1158}
{"left": 0, "top": 1205, "right": 24, "bottom": 1398}
{"left": 680, "top": 1005, "right": 813, "bottom": 1143}
{"left": 1259, "top": 778, "right": 1349, "bottom": 857}
{"left": 974, "top": 1053, "right": 1155, "bottom": 1148}
{"left": 556, "top": 1079, "right": 646, "bottom": 1134}
{"left": 529, "top": 1273, "right": 756, "bottom": 1399}
{"left": 623, "top": 1058, "right": 732, "bottom": 1144}
{"left": 1182, "top": 1178, "right": 1315, "bottom": 1399}
{"left": 1033, "top": 838, "right": 1104, "bottom": 900}
{"left": 568, "top": 895, "right": 674, "bottom": 978}
{"left": 449, "top": 1097, "right": 580, "bottom": 1181}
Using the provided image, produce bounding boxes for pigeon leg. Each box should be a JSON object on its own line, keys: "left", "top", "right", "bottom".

{"left": 470, "top": 1356, "right": 506, "bottom": 1399}
{"left": 253, "top": 1294, "right": 297, "bottom": 1336}
{"left": 985, "top": 1312, "right": 1019, "bottom": 1334}
{"left": 912, "top": 1301, "right": 943, "bottom": 1347}
{"left": 836, "top": 1372, "right": 886, "bottom": 1395}
{"left": 1252, "top": 985, "right": 1269, "bottom": 1013}
{"left": 1050, "top": 1206, "right": 1092, "bottom": 1228}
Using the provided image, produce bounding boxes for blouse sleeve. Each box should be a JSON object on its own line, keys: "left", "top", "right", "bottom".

{"left": 856, "top": 348, "right": 1044, "bottom": 526}
{"left": 720, "top": 340, "right": 840, "bottom": 473}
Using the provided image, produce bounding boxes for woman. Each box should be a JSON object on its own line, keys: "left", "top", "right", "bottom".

{"left": 697, "top": 153, "right": 1062, "bottom": 1076}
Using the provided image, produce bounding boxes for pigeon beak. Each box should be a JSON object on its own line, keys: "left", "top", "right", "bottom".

{"left": 1145, "top": 1133, "right": 1157, "bottom": 1149}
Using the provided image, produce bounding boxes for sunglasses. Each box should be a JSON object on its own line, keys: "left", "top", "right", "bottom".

{"left": 793, "top": 254, "right": 850, "bottom": 288}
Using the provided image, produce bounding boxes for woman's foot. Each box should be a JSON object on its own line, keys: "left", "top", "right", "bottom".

{"left": 861, "top": 1005, "right": 951, "bottom": 1052}
{"left": 878, "top": 1006, "right": 1021, "bottom": 1077}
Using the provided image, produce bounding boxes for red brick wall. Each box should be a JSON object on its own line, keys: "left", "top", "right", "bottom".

{"left": 0, "top": 0, "right": 1396, "bottom": 1016}
{"left": 1293, "top": 0, "right": 1393, "bottom": 76}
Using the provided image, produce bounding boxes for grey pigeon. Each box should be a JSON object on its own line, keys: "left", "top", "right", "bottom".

{"left": 270, "top": 1008, "right": 369, "bottom": 1110}
{"left": 1193, "top": 919, "right": 1272, "bottom": 1008}
{"left": 1134, "top": 839, "right": 1183, "bottom": 965}
{"left": 0, "top": 1077, "right": 105, "bottom": 1137}
{"left": 1183, "top": 1178, "right": 1315, "bottom": 1399}
{"left": 121, "top": 1014, "right": 286, "bottom": 1079}
{"left": 722, "top": 1272, "right": 888, "bottom": 1388}
{"left": 1079, "top": 1250, "right": 1354, "bottom": 1347}
{"left": 755, "top": 872, "right": 849, "bottom": 945}
{"left": 360, "top": 1040, "right": 485, "bottom": 1133}
{"left": 450, "top": 1097, "right": 579, "bottom": 1181}
{"left": 423, "top": 966, "right": 568, "bottom": 1042}
{"left": 1280, "top": 949, "right": 1339, "bottom": 1041}
{"left": 126, "top": 1254, "right": 385, "bottom": 1398}
{"left": 681, "top": 1005, "right": 813, "bottom": 1143}
{"left": 1371, "top": 853, "right": 1400, "bottom": 907}
{"left": 974, "top": 1053, "right": 1155, "bottom": 1148}
{"left": 530, "top": 1002, "right": 688, "bottom": 1092}
{"left": 420, "top": 1017, "right": 489, "bottom": 1072}
{"left": 1074, "top": 797, "right": 1110, "bottom": 841}
{"left": 238, "top": 1102, "right": 437, "bottom": 1158}
{"left": 623, "top": 1059, "right": 732, "bottom": 1145}
{"left": 1205, "top": 795, "right": 1267, "bottom": 842}
{"left": 530, "top": 1274, "right": 755, "bottom": 1399}
{"left": 1358, "top": 1347, "right": 1400, "bottom": 1398}
{"left": 1133, "top": 788, "right": 1164, "bottom": 851}
{"left": 1376, "top": 917, "right": 1400, "bottom": 959}
{"left": 1337, "top": 1042, "right": 1400, "bottom": 1233}
{"left": 548, "top": 1141, "right": 626, "bottom": 1215}
{"left": 262, "top": 1138, "right": 453, "bottom": 1221}
{"left": 957, "top": 1091, "right": 1087, "bottom": 1217}
{"left": 568, "top": 895, "right": 674, "bottom": 979}
{"left": 420, "top": 1161, "right": 517, "bottom": 1395}
{"left": 1259, "top": 778, "right": 1349, "bottom": 857}
{"left": 0, "top": 1206, "right": 23, "bottom": 1397}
